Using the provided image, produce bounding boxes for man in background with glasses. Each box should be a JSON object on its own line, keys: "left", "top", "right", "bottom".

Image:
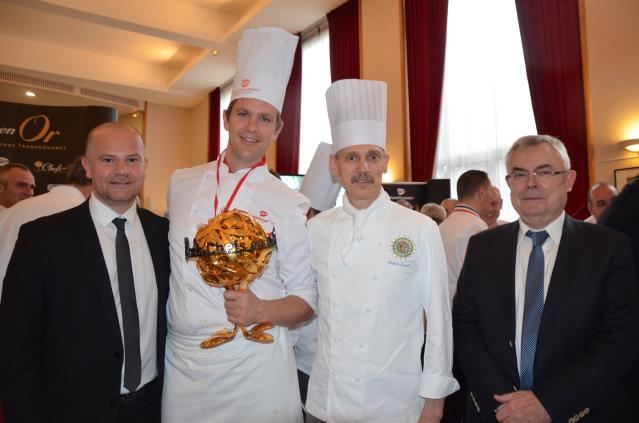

{"left": 454, "top": 135, "right": 639, "bottom": 423}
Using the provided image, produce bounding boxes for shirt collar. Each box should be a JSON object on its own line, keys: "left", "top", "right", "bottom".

{"left": 454, "top": 203, "right": 481, "bottom": 217}
{"left": 217, "top": 150, "right": 268, "bottom": 179}
{"left": 89, "top": 195, "right": 138, "bottom": 228}
{"left": 342, "top": 188, "right": 389, "bottom": 218}
{"left": 517, "top": 211, "right": 565, "bottom": 246}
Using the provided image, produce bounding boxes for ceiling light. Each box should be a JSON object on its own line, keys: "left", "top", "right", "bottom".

{"left": 25, "top": 91, "right": 36, "bottom": 97}
{"left": 132, "top": 112, "right": 139, "bottom": 118}
{"left": 618, "top": 138, "right": 639, "bottom": 152}
{"left": 211, "top": 49, "right": 219, "bottom": 57}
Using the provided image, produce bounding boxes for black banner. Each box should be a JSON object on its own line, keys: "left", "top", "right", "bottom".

{"left": 382, "top": 179, "right": 451, "bottom": 209}
{"left": 0, "top": 101, "right": 116, "bottom": 194}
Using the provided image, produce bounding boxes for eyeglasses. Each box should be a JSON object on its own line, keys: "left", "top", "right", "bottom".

{"left": 506, "top": 169, "right": 570, "bottom": 185}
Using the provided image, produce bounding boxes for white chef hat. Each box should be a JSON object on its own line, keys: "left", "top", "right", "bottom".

{"left": 300, "top": 142, "right": 341, "bottom": 211}
{"left": 326, "top": 79, "right": 387, "bottom": 154}
{"left": 230, "top": 27, "right": 298, "bottom": 113}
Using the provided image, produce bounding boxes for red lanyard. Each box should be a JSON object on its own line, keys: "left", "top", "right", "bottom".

{"left": 213, "top": 150, "right": 267, "bottom": 216}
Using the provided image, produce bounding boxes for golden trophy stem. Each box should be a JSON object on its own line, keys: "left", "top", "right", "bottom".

{"left": 200, "top": 280, "right": 274, "bottom": 348}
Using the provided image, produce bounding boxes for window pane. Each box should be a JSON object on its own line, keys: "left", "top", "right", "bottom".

{"left": 219, "top": 82, "right": 232, "bottom": 153}
{"left": 435, "top": 0, "right": 537, "bottom": 222}
{"left": 299, "top": 22, "right": 332, "bottom": 174}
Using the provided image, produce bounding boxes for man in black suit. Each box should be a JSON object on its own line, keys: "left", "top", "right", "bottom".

{"left": 0, "top": 122, "right": 169, "bottom": 423}
{"left": 454, "top": 135, "right": 639, "bottom": 422}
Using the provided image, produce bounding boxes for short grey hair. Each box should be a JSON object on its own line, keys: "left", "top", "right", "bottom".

{"left": 506, "top": 135, "right": 571, "bottom": 171}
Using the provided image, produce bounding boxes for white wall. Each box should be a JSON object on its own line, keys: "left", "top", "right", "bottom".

{"left": 584, "top": 0, "right": 639, "bottom": 187}
{"left": 144, "top": 102, "right": 192, "bottom": 215}
{"left": 189, "top": 98, "right": 209, "bottom": 167}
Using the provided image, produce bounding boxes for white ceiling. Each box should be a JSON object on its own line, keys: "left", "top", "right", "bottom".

{"left": 0, "top": 0, "right": 344, "bottom": 113}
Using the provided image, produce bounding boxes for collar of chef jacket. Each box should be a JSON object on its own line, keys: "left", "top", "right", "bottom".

{"left": 340, "top": 189, "right": 389, "bottom": 264}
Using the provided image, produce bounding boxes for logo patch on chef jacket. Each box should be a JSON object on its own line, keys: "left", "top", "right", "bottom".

{"left": 391, "top": 236, "right": 414, "bottom": 260}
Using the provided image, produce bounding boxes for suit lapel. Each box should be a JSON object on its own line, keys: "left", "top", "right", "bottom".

{"left": 496, "top": 222, "right": 521, "bottom": 383}
{"left": 72, "top": 201, "right": 122, "bottom": 343}
{"left": 538, "top": 216, "right": 580, "bottom": 338}
{"left": 138, "top": 209, "right": 167, "bottom": 308}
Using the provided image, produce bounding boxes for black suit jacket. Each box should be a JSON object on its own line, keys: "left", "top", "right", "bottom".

{"left": 0, "top": 200, "right": 169, "bottom": 423}
{"left": 600, "top": 177, "right": 639, "bottom": 277}
{"left": 453, "top": 215, "right": 639, "bottom": 422}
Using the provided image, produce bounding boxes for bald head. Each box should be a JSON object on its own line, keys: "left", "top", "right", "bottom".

{"left": 587, "top": 182, "right": 618, "bottom": 222}
{"left": 440, "top": 198, "right": 457, "bottom": 218}
{"left": 481, "top": 186, "right": 503, "bottom": 227}
{"left": 82, "top": 122, "right": 147, "bottom": 214}
{"left": 85, "top": 122, "right": 144, "bottom": 156}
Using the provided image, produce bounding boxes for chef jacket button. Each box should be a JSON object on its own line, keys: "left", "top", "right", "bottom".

{"left": 188, "top": 287, "right": 193, "bottom": 292}
{"left": 366, "top": 307, "right": 372, "bottom": 312}
{"left": 358, "top": 343, "right": 364, "bottom": 348}
{"left": 355, "top": 377, "right": 360, "bottom": 382}
{"left": 333, "top": 338, "right": 339, "bottom": 343}
{"left": 372, "top": 274, "right": 378, "bottom": 280}
{"left": 331, "top": 272, "right": 337, "bottom": 277}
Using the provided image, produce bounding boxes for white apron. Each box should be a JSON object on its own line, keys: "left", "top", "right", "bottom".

{"left": 163, "top": 160, "right": 311, "bottom": 423}
{"left": 162, "top": 328, "right": 302, "bottom": 423}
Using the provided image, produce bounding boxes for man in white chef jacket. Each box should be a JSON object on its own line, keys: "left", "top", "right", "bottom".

{"left": 293, "top": 142, "right": 342, "bottom": 407}
{"left": 305, "top": 79, "right": 459, "bottom": 423}
{"left": 162, "top": 27, "right": 316, "bottom": 423}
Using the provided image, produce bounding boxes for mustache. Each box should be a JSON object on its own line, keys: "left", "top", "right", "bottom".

{"left": 351, "top": 173, "right": 374, "bottom": 183}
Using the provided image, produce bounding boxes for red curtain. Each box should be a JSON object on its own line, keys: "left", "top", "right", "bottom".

{"left": 404, "top": 0, "right": 449, "bottom": 181}
{"left": 208, "top": 87, "right": 221, "bottom": 162}
{"left": 515, "top": 0, "right": 589, "bottom": 218}
{"left": 276, "top": 35, "right": 302, "bottom": 174}
{"left": 327, "top": 0, "right": 360, "bottom": 82}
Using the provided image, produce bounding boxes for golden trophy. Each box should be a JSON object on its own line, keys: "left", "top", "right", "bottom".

{"left": 185, "top": 209, "right": 277, "bottom": 349}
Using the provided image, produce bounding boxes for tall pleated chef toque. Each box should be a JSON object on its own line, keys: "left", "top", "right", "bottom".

{"left": 230, "top": 27, "right": 298, "bottom": 113}
{"left": 325, "top": 79, "right": 387, "bottom": 154}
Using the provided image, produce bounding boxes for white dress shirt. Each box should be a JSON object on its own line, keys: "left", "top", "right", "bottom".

{"left": 584, "top": 214, "right": 597, "bottom": 224}
{"left": 439, "top": 204, "right": 488, "bottom": 299}
{"left": 88, "top": 195, "right": 158, "bottom": 394}
{"left": 0, "top": 185, "right": 86, "bottom": 294}
{"left": 306, "top": 190, "right": 458, "bottom": 423}
{"left": 162, "top": 154, "right": 315, "bottom": 423}
{"left": 514, "top": 212, "right": 565, "bottom": 373}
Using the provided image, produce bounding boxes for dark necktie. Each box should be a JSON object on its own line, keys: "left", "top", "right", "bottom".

{"left": 112, "top": 217, "right": 141, "bottom": 392}
{"left": 519, "top": 230, "right": 549, "bottom": 390}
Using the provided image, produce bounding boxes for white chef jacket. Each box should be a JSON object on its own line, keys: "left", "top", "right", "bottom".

{"left": 162, "top": 155, "right": 316, "bottom": 423}
{"left": 438, "top": 205, "right": 488, "bottom": 299}
{"left": 306, "top": 190, "right": 458, "bottom": 423}
{"left": 0, "top": 185, "right": 85, "bottom": 293}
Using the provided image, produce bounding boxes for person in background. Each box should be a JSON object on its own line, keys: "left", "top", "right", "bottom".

{"left": 481, "top": 185, "right": 507, "bottom": 228}
{"left": 584, "top": 181, "right": 617, "bottom": 224}
{"left": 305, "top": 79, "right": 458, "bottom": 423}
{"left": 293, "top": 141, "right": 341, "bottom": 412}
{"left": 0, "top": 163, "right": 35, "bottom": 212}
{"left": 440, "top": 198, "right": 458, "bottom": 218}
{"left": 420, "top": 202, "right": 447, "bottom": 225}
{"left": 439, "top": 170, "right": 491, "bottom": 299}
{"left": 0, "top": 156, "right": 92, "bottom": 292}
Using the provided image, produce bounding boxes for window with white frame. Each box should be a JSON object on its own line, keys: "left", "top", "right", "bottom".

{"left": 435, "top": 0, "right": 537, "bottom": 222}
{"left": 298, "top": 21, "right": 332, "bottom": 174}
{"left": 218, "top": 82, "right": 232, "bottom": 153}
